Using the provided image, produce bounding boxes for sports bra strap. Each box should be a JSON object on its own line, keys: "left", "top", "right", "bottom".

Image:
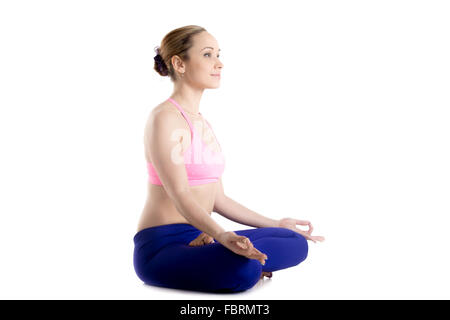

{"left": 204, "top": 118, "right": 222, "bottom": 150}
{"left": 167, "top": 98, "right": 195, "bottom": 140}
{"left": 167, "top": 98, "right": 221, "bottom": 150}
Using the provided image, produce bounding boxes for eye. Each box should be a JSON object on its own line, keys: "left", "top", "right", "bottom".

{"left": 204, "top": 53, "right": 220, "bottom": 58}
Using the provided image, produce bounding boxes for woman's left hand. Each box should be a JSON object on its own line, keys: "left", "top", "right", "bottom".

{"left": 277, "top": 218, "right": 325, "bottom": 243}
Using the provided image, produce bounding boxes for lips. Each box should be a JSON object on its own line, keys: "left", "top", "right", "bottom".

{"left": 211, "top": 74, "right": 221, "bottom": 76}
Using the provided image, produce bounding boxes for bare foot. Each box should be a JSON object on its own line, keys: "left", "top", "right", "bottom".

{"left": 260, "top": 271, "right": 272, "bottom": 279}
{"left": 189, "top": 232, "right": 215, "bottom": 246}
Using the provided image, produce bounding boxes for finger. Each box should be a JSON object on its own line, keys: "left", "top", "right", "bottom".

{"left": 307, "top": 224, "right": 314, "bottom": 235}
{"left": 249, "top": 248, "right": 267, "bottom": 261}
{"left": 310, "top": 236, "right": 323, "bottom": 242}
{"left": 250, "top": 250, "right": 267, "bottom": 261}
{"left": 257, "top": 249, "right": 268, "bottom": 260}
{"left": 248, "top": 252, "right": 266, "bottom": 265}
{"left": 302, "top": 234, "right": 316, "bottom": 243}
{"left": 237, "top": 237, "right": 250, "bottom": 249}
{"left": 244, "top": 238, "right": 254, "bottom": 249}
{"left": 242, "top": 237, "right": 251, "bottom": 245}
{"left": 311, "top": 235, "right": 326, "bottom": 243}
{"left": 295, "top": 220, "right": 313, "bottom": 233}
{"left": 254, "top": 252, "right": 268, "bottom": 265}
{"left": 236, "top": 240, "right": 248, "bottom": 249}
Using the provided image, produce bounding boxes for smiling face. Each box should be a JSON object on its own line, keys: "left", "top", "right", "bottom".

{"left": 173, "top": 31, "right": 224, "bottom": 89}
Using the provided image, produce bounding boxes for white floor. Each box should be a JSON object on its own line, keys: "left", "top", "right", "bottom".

{"left": 2, "top": 226, "right": 449, "bottom": 300}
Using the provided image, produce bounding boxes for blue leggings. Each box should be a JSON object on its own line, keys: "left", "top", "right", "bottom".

{"left": 133, "top": 223, "right": 308, "bottom": 293}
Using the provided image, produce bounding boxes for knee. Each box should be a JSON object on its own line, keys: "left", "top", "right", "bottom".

{"left": 292, "top": 232, "right": 309, "bottom": 264}
{"left": 274, "top": 228, "right": 309, "bottom": 264}
{"left": 230, "top": 259, "right": 262, "bottom": 292}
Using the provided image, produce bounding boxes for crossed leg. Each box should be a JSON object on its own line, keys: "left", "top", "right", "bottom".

{"left": 140, "top": 227, "right": 308, "bottom": 293}
{"left": 234, "top": 227, "right": 309, "bottom": 273}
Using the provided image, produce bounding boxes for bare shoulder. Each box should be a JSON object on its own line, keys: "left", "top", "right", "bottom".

{"left": 143, "top": 101, "right": 186, "bottom": 162}
{"left": 146, "top": 101, "right": 182, "bottom": 127}
{"left": 149, "top": 101, "right": 177, "bottom": 120}
{"left": 144, "top": 101, "right": 187, "bottom": 146}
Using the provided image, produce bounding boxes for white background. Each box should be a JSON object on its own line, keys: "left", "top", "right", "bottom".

{"left": 1, "top": 0, "right": 449, "bottom": 299}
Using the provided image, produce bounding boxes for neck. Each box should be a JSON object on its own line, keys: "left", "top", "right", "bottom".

{"left": 170, "top": 85, "right": 204, "bottom": 116}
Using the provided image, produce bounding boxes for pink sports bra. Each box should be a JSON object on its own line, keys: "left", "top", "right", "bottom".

{"left": 147, "top": 98, "right": 225, "bottom": 186}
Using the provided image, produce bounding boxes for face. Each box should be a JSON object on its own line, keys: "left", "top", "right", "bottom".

{"left": 174, "top": 31, "right": 224, "bottom": 89}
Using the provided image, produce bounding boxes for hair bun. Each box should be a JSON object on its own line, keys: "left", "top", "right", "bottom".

{"left": 154, "top": 47, "right": 168, "bottom": 76}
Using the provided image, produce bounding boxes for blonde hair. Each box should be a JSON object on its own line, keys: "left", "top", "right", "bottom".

{"left": 154, "top": 25, "right": 207, "bottom": 82}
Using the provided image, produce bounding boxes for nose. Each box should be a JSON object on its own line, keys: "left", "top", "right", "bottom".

{"left": 215, "top": 60, "right": 224, "bottom": 69}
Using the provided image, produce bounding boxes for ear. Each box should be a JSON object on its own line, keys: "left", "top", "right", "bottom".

{"left": 171, "top": 55, "right": 185, "bottom": 73}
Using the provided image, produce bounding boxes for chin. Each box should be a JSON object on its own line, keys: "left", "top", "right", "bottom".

{"left": 206, "top": 82, "right": 221, "bottom": 89}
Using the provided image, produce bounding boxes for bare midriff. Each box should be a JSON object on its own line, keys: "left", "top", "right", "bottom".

{"left": 136, "top": 180, "right": 218, "bottom": 233}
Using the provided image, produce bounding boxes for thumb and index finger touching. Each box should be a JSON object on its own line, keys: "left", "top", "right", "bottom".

{"left": 295, "top": 219, "right": 314, "bottom": 235}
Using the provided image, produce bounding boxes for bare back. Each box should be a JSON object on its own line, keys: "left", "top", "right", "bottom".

{"left": 136, "top": 100, "right": 223, "bottom": 232}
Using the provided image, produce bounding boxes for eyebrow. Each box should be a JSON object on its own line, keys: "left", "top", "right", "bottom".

{"left": 201, "top": 47, "right": 221, "bottom": 52}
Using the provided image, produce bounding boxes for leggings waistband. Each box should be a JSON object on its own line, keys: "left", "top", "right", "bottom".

{"left": 133, "top": 223, "right": 202, "bottom": 248}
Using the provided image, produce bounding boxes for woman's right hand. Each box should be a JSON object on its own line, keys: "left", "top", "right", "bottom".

{"left": 215, "top": 231, "right": 267, "bottom": 265}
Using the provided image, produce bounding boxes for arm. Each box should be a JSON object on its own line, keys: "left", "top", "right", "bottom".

{"left": 213, "top": 178, "right": 279, "bottom": 228}
{"left": 148, "top": 109, "right": 226, "bottom": 239}
{"left": 173, "top": 190, "right": 225, "bottom": 238}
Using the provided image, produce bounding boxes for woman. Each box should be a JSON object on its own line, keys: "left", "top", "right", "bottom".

{"left": 133, "top": 25, "right": 325, "bottom": 293}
